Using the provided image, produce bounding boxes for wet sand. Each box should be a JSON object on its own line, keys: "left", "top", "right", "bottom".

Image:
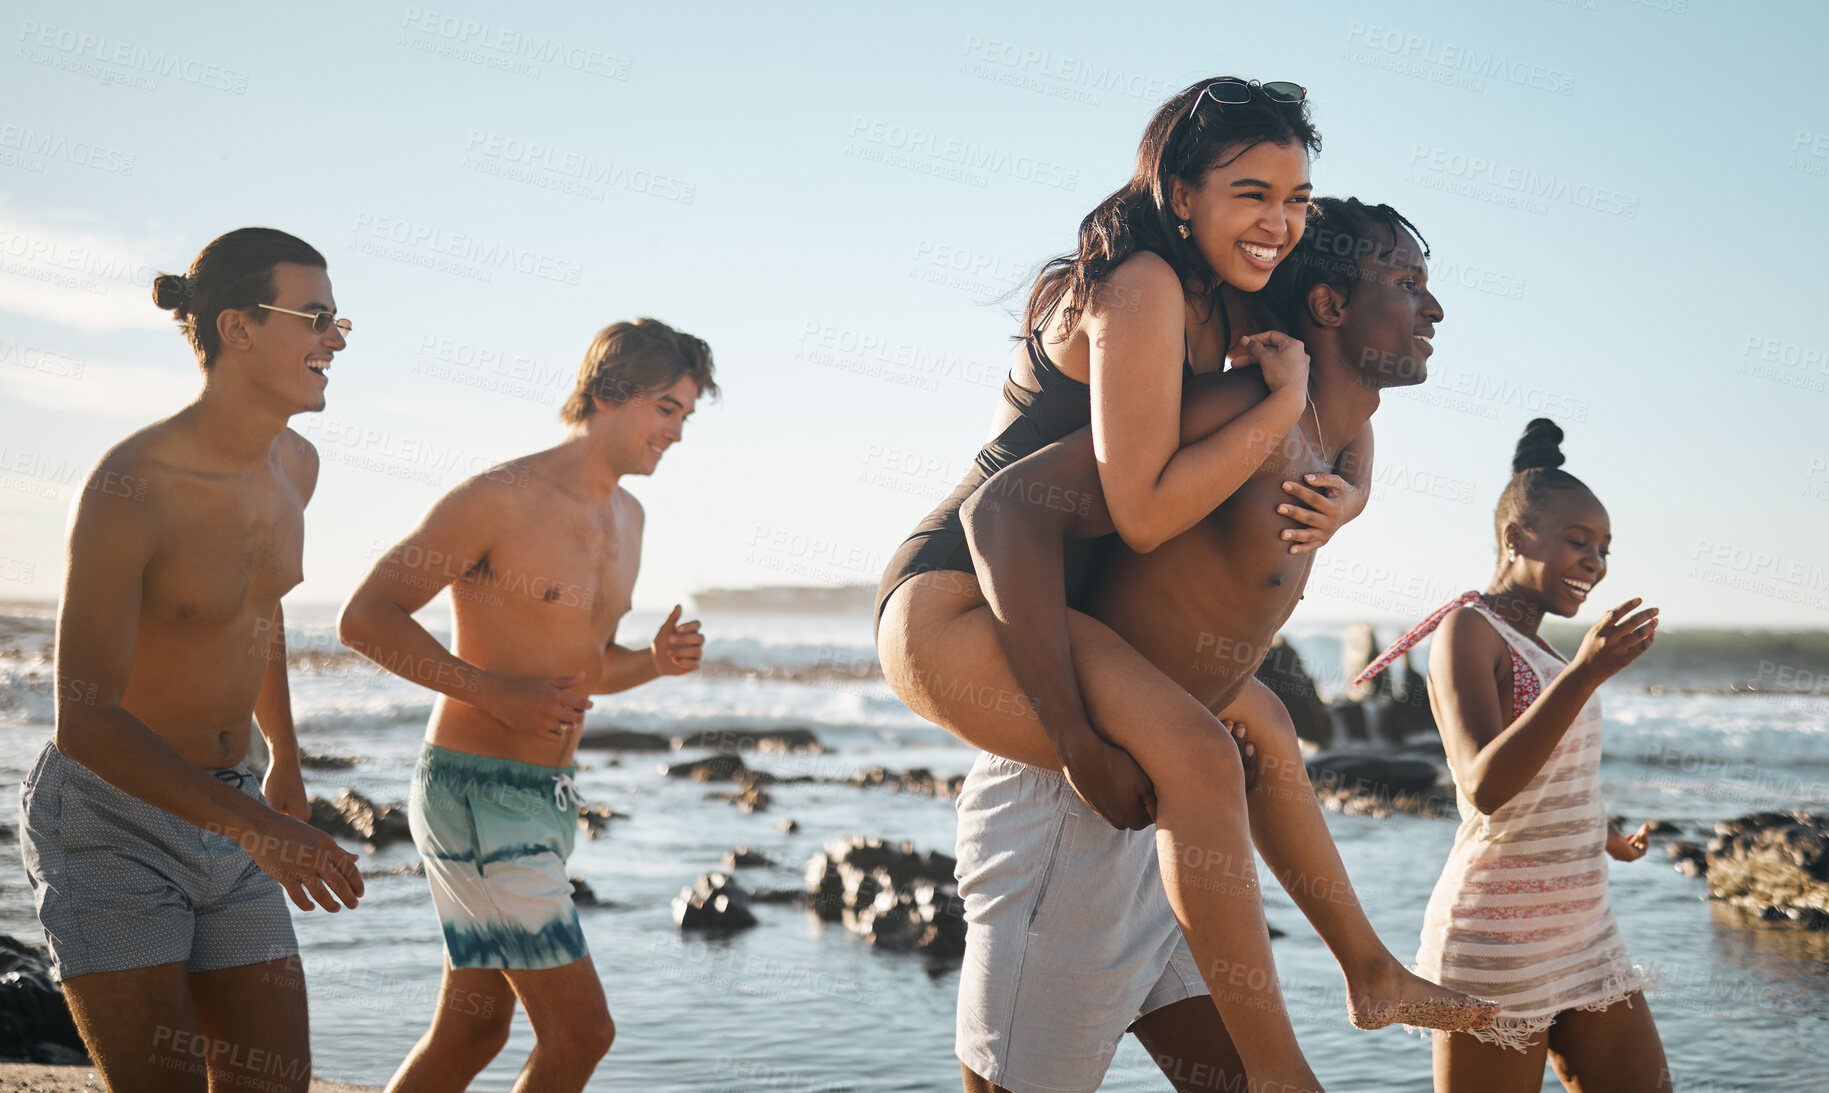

{"left": 0, "top": 1064, "right": 378, "bottom": 1092}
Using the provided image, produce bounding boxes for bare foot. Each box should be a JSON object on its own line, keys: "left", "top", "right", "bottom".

{"left": 1347, "top": 960, "right": 1499, "bottom": 1032}
{"left": 1225, "top": 719, "right": 1260, "bottom": 791}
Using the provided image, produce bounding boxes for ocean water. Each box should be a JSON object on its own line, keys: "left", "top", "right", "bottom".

{"left": 1, "top": 600, "right": 1826, "bottom": 1092}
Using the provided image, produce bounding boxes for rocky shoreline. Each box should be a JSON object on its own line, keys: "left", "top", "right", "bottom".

{"left": 1668, "top": 810, "right": 1829, "bottom": 928}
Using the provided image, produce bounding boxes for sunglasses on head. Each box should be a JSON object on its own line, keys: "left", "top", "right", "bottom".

{"left": 1186, "top": 79, "right": 1306, "bottom": 122}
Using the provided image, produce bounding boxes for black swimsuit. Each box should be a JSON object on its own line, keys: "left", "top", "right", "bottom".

{"left": 874, "top": 300, "right": 1195, "bottom": 628}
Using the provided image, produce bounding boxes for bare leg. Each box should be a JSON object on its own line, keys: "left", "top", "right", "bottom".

{"left": 882, "top": 575, "right": 1319, "bottom": 1093}
{"left": 1434, "top": 1027, "right": 1550, "bottom": 1093}
{"left": 1132, "top": 996, "right": 1248, "bottom": 1093}
{"left": 189, "top": 957, "right": 313, "bottom": 1092}
{"left": 386, "top": 960, "right": 517, "bottom": 1093}
{"left": 61, "top": 961, "right": 206, "bottom": 1092}
{"left": 1546, "top": 993, "right": 1672, "bottom": 1093}
{"left": 960, "top": 1063, "right": 1006, "bottom": 1092}
{"left": 1221, "top": 680, "right": 1496, "bottom": 1033}
{"left": 501, "top": 956, "right": 614, "bottom": 1093}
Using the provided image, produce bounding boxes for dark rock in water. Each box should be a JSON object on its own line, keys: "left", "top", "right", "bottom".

{"left": 1705, "top": 810, "right": 1829, "bottom": 924}
{"left": 725, "top": 847, "right": 775, "bottom": 868}
{"left": 674, "top": 726, "right": 827, "bottom": 754}
{"left": 299, "top": 752, "right": 362, "bottom": 770}
{"left": 1646, "top": 819, "right": 1682, "bottom": 836}
{"left": 361, "top": 860, "right": 425, "bottom": 878}
{"left": 577, "top": 804, "right": 630, "bottom": 840}
{"left": 1328, "top": 699, "right": 1370, "bottom": 745}
{"left": 1255, "top": 637, "right": 1332, "bottom": 750}
{"left": 844, "top": 766, "right": 966, "bottom": 800}
{"left": 0, "top": 935, "right": 88, "bottom": 1064}
{"left": 665, "top": 753, "right": 751, "bottom": 782}
{"left": 308, "top": 789, "right": 412, "bottom": 848}
{"left": 1368, "top": 686, "right": 1437, "bottom": 745}
{"left": 1306, "top": 753, "right": 1454, "bottom": 818}
{"left": 708, "top": 780, "right": 772, "bottom": 813}
{"left": 1667, "top": 840, "right": 1708, "bottom": 878}
{"left": 571, "top": 877, "right": 602, "bottom": 907}
{"left": 779, "top": 819, "right": 800, "bottom": 834}
{"left": 1389, "top": 676, "right": 1438, "bottom": 740}
{"left": 747, "top": 887, "right": 805, "bottom": 905}
{"left": 673, "top": 872, "right": 758, "bottom": 931}
{"left": 577, "top": 728, "right": 671, "bottom": 751}
{"left": 804, "top": 837, "right": 965, "bottom": 958}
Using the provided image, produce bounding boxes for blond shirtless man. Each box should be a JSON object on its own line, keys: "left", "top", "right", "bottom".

{"left": 338, "top": 318, "right": 715, "bottom": 1093}
{"left": 20, "top": 228, "right": 365, "bottom": 1093}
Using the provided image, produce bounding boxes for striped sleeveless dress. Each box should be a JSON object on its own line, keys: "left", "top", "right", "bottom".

{"left": 1413, "top": 597, "right": 1652, "bottom": 1050}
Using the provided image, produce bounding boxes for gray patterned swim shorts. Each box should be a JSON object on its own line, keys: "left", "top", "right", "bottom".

{"left": 19, "top": 741, "right": 298, "bottom": 981}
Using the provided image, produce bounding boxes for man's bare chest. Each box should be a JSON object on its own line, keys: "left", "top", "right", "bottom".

{"left": 144, "top": 480, "right": 305, "bottom": 626}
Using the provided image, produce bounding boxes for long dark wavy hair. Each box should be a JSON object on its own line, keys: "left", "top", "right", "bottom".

{"left": 1021, "top": 78, "right": 1320, "bottom": 345}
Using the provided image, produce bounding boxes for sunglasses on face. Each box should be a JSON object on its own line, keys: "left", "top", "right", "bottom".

{"left": 1186, "top": 79, "right": 1307, "bottom": 122}
{"left": 256, "top": 303, "right": 353, "bottom": 337}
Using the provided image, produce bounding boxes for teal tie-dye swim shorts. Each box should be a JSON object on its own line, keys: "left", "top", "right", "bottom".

{"left": 408, "top": 742, "right": 588, "bottom": 970}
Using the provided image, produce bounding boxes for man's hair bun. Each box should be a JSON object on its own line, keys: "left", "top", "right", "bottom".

{"left": 1511, "top": 417, "right": 1566, "bottom": 475}
{"left": 151, "top": 273, "right": 191, "bottom": 313}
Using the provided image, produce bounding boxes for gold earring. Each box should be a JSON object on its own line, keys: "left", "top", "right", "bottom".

{"left": 1177, "top": 222, "right": 1191, "bottom": 239}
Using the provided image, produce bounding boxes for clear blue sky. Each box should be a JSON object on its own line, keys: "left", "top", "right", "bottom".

{"left": 2, "top": 0, "right": 1825, "bottom": 627}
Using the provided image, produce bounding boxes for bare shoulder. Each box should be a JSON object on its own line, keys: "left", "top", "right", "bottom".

{"left": 1092, "top": 251, "right": 1184, "bottom": 325}
{"left": 79, "top": 423, "right": 172, "bottom": 510}
{"left": 444, "top": 460, "right": 536, "bottom": 523}
{"left": 274, "top": 427, "right": 321, "bottom": 503}
{"left": 614, "top": 486, "right": 645, "bottom": 523}
{"left": 1436, "top": 606, "right": 1505, "bottom": 662}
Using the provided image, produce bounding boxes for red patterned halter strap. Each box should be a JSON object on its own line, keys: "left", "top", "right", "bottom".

{"left": 1351, "top": 591, "right": 1543, "bottom": 715}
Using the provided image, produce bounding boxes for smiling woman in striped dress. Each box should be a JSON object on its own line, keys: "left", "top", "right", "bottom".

{"left": 1356, "top": 417, "right": 1671, "bottom": 1092}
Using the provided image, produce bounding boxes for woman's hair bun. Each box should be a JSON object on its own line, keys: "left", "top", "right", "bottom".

{"left": 151, "top": 273, "right": 191, "bottom": 312}
{"left": 1511, "top": 417, "right": 1566, "bottom": 474}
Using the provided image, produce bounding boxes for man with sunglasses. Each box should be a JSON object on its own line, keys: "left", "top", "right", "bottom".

{"left": 20, "top": 227, "right": 363, "bottom": 1092}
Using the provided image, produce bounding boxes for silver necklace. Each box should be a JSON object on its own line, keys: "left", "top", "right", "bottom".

{"left": 1307, "top": 397, "right": 1330, "bottom": 466}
